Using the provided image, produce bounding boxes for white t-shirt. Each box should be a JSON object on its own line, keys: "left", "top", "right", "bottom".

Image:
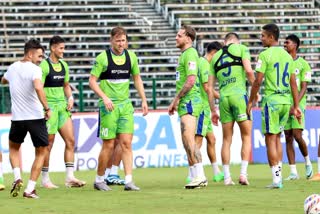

{"left": 4, "top": 61, "right": 44, "bottom": 121}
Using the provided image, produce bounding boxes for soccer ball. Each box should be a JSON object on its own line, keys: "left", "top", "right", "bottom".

{"left": 304, "top": 194, "right": 320, "bottom": 214}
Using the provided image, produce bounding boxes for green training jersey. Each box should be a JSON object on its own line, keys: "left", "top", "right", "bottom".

{"left": 210, "top": 43, "right": 250, "bottom": 97}
{"left": 40, "top": 59, "right": 69, "bottom": 103}
{"left": 176, "top": 47, "right": 200, "bottom": 102}
{"left": 90, "top": 49, "right": 140, "bottom": 105}
{"left": 255, "top": 46, "right": 294, "bottom": 105}
{"left": 292, "top": 56, "right": 312, "bottom": 108}
{"left": 199, "top": 57, "right": 209, "bottom": 107}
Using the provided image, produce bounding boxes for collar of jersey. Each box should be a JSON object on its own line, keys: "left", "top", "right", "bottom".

{"left": 110, "top": 48, "right": 125, "bottom": 56}
{"left": 48, "top": 57, "right": 60, "bottom": 64}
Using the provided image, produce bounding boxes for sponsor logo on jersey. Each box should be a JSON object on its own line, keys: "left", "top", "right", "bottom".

{"left": 53, "top": 75, "right": 65, "bottom": 80}
{"left": 101, "top": 128, "right": 108, "bottom": 137}
{"left": 188, "top": 61, "right": 196, "bottom": 70}
{"left": 176, "top": 71, "right": 180, "bottom": 81}
{"left": 111, "top": 69, "right": 129, "bottom": 74}
{"left": 305, "top": 71, "right": 311, "bottom": 80}
{"left": 256, "top": 59, "right": 262, "bottom": 69}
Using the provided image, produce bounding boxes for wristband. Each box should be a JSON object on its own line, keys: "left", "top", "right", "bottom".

{"left": 68, "top": 96, "right": 74, "bottom": 102}
{"left": 44, "top": 107, "right": 50, "bottom": 112}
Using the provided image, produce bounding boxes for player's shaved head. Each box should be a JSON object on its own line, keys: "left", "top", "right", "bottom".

{"left": 224, "top": 32, "right": 240, "bottom": 42}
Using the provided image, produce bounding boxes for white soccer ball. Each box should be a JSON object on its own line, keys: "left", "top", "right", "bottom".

{"left": 304, "top": 194, "right": 320, "bottom": 214}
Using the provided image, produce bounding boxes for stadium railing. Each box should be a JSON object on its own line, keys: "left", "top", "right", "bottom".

{"left": 169, "top": 9, "right": 319, "bottom": 27}
{"left": 175, "top": 15, "right": 320, "bottom": 30}
{"left": 163, "top": 2, "right": 315, "bottom": 23}
{"left": 1, "top": 0, "right": 125, "bottom": 4}
{"left": 0, "top": 4, "right": 131, "bottom": 12}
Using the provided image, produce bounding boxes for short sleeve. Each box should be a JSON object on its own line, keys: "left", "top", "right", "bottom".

{"left": 184, "top": 50, "right": 198, "bottom": 76}
{"left": 301, "top": 60, "right": 312, "bottom": 82}
{"left": 241, "top": 45, "right": 251, "bottom": 60}
{"left": 255, "top": 52, "right": 266, "bottom": 74}
{"left": 129, "top": 51, "right": 140, "bottom": 75}
{"left": 33, "top": 66, "right": 42, "bottom": 81}
{"left": 200, "top": 59, "right": 209, "bottom": 84}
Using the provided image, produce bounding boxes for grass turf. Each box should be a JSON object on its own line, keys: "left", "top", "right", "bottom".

{"left": 0, "top": 163, "right": 317, "bottom": 214}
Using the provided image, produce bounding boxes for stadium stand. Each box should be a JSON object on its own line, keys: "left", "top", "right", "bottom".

{"left": 0, "top": 0, "right": 319, "bottom": 113}
{"left": 0, "top": 0, "right": 179, "bottom": 112}
{"left": 156, "top": 0, "right": 320, "bottom": 105}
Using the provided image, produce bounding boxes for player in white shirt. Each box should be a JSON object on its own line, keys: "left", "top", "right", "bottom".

{"left": 1, "top": 39, "right": 51, "bottom": 199}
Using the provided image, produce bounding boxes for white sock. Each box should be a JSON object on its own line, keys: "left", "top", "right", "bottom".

{"left": 25, "top": 180, "right": 36, "bottom": 193}
{"left": 110, "top": 165, "right": 119, "bottom": 175}
{"left": 105, "top": 168, "right": 111, "bottom": 178}
{"left": 194, "top": 162, "right": 205, "bottom": 178}
{"left": 272, "top": 165, "right": 281, "bottom": 184}
{"left": 95, "top": 175, "right": 104, "bottom": 183}
{"left": 223, "top": 165, "right": 230, "bottom": 180}
{"left": 125, "top": 175, "right": 132, "bottom": 184}
{"left": 318, "top": 157, "right": 320, "bottom": 174}
{"left": 305, "top": 155, "right": 311, "bottom": 165}
{"left": 211, "top": 162, "right": 220, "bottom": 175}
{"left": 188, "top": 166, "right": 193, "bottom": 179}
{"left": 13, "top": 167, "right": 21, "bottom": 181}
{"left": 240, "top": 160, "right": 249, "bottom": 176}
{"left": 289, "top": 164, "right": 298, "bottom": 175}
{"left": 65, "top": 162, "right": 74, "bottom": 180}
{"left": 279, "top": 161, "right": 282, "bottom": 170}
{"left": 41, "top": 167, "right": 50, "bottom": 183}
{"left": 0, "top": 162, "right": 3, "bottom": 178}
{"left": 190, "top": 165, "right": 196, "bottom": 179}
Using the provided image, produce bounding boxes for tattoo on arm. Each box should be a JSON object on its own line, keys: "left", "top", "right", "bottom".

{"left": 177, "top": 75, "right": 195, "bottom": 99}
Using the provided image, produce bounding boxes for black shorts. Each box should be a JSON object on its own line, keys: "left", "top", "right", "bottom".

{"left": 9, "top": 119, "right": 49, "bottom": 148}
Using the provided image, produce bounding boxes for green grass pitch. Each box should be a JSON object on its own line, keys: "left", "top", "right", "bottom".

{"left": 0, "top": 163, "right": 317, "bottom": 214}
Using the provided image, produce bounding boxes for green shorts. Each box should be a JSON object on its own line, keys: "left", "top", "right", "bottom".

{"left": 177, "top": 96, "right": 202, "bottom": 118}
{"left": 46, "top": 101, "right": 71, "bottom": 134}
{"left": 261, "top": 102, "right": 290, "bottom": 134}
{"left": 219, "top": 94, "right": 251, "bottom": 124}
{"left": 98, "top": 100, "right": 134, "bottom": 140}
{"left": 196, "top": 105, "right": 213, "bottom": 137}
{"left": 284, "top": 108, "right": 305, "bottom": 130}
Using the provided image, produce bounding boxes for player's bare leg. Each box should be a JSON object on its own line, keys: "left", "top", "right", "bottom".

{"left": 41, "top": 134, "right": 57, "bottom": 188}
{"left": 221, "top": 121, "right": 235, "bottom": 185}
{"left": 94, "top": 139, "right": 114, "bottom": 191}
{"left": 0, "top": 152, "right": 5, "bottom": 190}
{"left": 60, "top": 118, "right": 86, "bottom": 187}
{"left": 206, "top": 132, "right": 223, "bottom": 182}
{"left": 285, "top": 129, "right": 299, "bottom": 180}
{"left": 292, "top": 129, "right": 313, "bottom": 179}
{"left": 118, "top": 133, "right": 139, "bottom": 191}
{"left": 238, "top": 120, "right": 252, "bottom": 185}
{"left": 9, "top": 141, "right": 23, "bottom": 197}
{"left": 105, "top": 139, "right": 125, "bottom": 185}
{"left": 23, "top": 146, "right": 48, "bottom": 198}
{"left": 181, "top": 115, "right": 206, "bottom": 189}
{"left": 265, "top": 134, "right": 283, "bottom": 189}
